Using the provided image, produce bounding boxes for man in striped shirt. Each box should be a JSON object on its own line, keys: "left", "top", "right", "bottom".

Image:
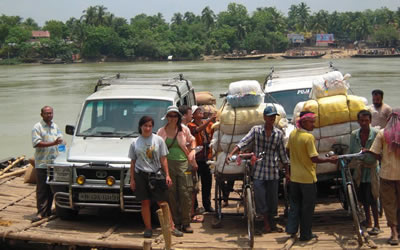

{"left": 31, "top": 106, "right": 63, "bottom": 221}
{"left": 227, "top": 105, "right": 289, "bottom": 233}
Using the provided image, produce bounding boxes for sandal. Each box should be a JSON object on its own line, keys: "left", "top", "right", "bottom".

{"left": 271, "top": 227, "right": 284, "bottom": 233}
{"left": 143, "top": 229, "right": 152, "bottom": 238}
{"left": 368, "top": 227, "right": 382, "bottom": 235}
{"left": 387, "top": 238, "right": 399, "bottom": 246}
{"left": 191, "top": 214, "right": 204, "bottom": 223}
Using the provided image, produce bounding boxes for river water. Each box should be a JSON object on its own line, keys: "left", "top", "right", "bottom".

{"left": 0, "top": 58, "right": 399, "bottom": 160}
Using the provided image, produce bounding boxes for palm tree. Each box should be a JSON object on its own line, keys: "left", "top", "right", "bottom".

{"left": 23, "top": 18, "right": 39, "bottom": 30}
{"left": 183, "top": 12, "right": 196, "bottom": 24}
{"left": 81, "top": 6, "right": 97, "bottom": 25}
{"left": 96, "top": 5, "right": 108, "bottom": 26}
{"left": 201, "top": 6, "right": 215, "bottom": 30}
{"left": 297, "top": 2, "right": 310, "bottom": 31}
{"left": 171, "top": 13, "right": 183, "bottom": 25}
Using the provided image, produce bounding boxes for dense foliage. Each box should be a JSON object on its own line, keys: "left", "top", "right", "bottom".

{"left": 0, "top": 3, "right": 399, "bottom": 61}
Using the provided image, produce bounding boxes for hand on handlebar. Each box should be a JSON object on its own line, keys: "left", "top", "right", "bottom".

{"left": 328, "top": 155, "right": 338, "bottom": 164}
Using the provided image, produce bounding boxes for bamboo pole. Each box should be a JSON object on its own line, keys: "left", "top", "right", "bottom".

{"left": 156, "top": 205, "right": 171, "bottom": 250}
{"left": 0, "top": 156, "right": 25, "bottom": 176}
{"left": 0, "top": 231, "right": 145, "bottom": 249}
{"left": 143, "top": 239, "right": 152, "bottom": 250}
{"left": 0, "top": 167, "right": 27, "bottom": 180}
{"left": 160, "top": 203, "right": 172, "bottom": 249}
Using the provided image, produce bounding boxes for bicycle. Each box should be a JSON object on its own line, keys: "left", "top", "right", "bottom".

{"left": 228, "top": 152, "right": 265, "bottom": 248}
{"left": 328, "top": 144, "right": 376, "bottom": 248}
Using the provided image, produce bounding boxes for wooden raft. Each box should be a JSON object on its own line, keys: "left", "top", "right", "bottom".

{"left": 0, "top": 172, "right": 398, "bottom": 249}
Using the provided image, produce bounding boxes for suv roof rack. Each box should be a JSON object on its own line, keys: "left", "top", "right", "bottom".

{"left": 262, "top": 62, "right": 337, "bottom": 90}
{"left": 93, "top": 73, "right": 192, "bottom": 100}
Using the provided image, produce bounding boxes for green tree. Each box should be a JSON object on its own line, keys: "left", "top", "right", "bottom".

{"left": 43, "top": 20, "right": 67, "bottom": 39}
{"left": 22, "top": 18, "right": 39, "bottom": 30}
{"left": 201, "top": 6, "right": 215, "bottom": 30}
{"left": 171, "top": 13, "right": 183, "bottom": 25}
{"left": 371, "top": 24, "right": 399, "bottom": 47}
{"left": 82, "top": 26, "right": 120, "bottom": 58}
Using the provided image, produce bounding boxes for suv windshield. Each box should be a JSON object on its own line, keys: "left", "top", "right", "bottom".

{"left": 76, "top": 99, "right": 172, "bottom": 137}
{"left": 265, "top": 88, "right": 311, "bottom": 120}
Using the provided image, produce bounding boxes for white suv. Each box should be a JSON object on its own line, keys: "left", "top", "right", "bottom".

{"left": 47, "top": 74, "right": 196, "bottom": 219}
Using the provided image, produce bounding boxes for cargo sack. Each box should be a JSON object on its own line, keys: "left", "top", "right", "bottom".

{"left": 195, "top": 91, "right": 216, "bottom": 105}
{"left": 311, "top": 122, "right": 359, "bottom": 140}
{"left": 216, "top": 152, "right": 245, "bottom": 175}
{"left": 302, "top": 95, "right": 366, "bottom": 128}
{"left": 201, "top": 104, "right": 217, "bottom": 115}
{"left": 24, "top": 164, "right": 37, "bottom": 184}
{"left": 211, "top": 131, "right": 253, "bottom": 153}
{"left": 219, "top": 103, "right": 267, "bottom": 134}
{"left": 219, "top": 103, "right": 286, "bottom": 134}
{"left": 310, "top": 71, "right": 350, "bottom": 99}
{"left": 227, "top": 80, "right": 264, "bottom": 108}
{"left": 315, "top": 134, "right": 351, "bottom": 152}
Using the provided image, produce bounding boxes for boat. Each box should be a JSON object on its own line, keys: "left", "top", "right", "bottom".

{"left": 281, "top": 52, "right": 326, "bottom": 59}
{"left": 351, "top": 48, "right": 400, "bottom": 58}
{"left": 351, "top": 53, "right": 400, "bottom": 58}
{"left": 223, "top": 54, "right": 265, "bottom": 60}
{"left": 41, "top": 58, "right": 65, "bottom": 64}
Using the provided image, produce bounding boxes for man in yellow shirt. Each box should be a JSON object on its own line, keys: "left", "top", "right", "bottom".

{"left": 286, "top": 111, "right": 337, "bottom": 241}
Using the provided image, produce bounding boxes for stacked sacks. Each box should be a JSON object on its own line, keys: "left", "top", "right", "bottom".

{"left": 294, "top": 71, "right": 367, "bottom": 175}
{"left": 211, "top": 81, "right": 288, "bottom": 175}
{"left": 195, "top": 91, "right": 217, "bottom": 118}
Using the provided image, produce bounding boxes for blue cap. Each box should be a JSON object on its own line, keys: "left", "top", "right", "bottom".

{"left": 263, "top": 105, "right": 279, "bottom": 116}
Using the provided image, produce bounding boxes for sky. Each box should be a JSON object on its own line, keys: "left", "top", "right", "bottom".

{"left": 1, "top": 0, "right": 399, "bottom": 26}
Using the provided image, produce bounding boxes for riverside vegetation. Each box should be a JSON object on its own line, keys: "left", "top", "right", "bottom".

{"left": 0, "top": 2, "right": 400, "bottom": 63}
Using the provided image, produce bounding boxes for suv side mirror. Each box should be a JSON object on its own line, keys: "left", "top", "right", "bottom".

{"left": 65, "top": 125, "right": 75, "bottom": 135}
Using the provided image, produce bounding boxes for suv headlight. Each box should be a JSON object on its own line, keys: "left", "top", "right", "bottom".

{"left": 53, "top": 166, "right": 71, "bottom": 182}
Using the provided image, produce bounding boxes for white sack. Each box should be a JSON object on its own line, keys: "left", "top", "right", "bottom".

{"left": 312, "top": 122, "right": 360, "bottom": 140}
{"left": 315, "top": 134, "right": 351, "bottom": 153}
{"left": 216, "top": 152, "right": 245, "bottom": 174}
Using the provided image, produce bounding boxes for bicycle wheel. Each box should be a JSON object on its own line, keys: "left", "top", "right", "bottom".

{"left": 245, "top": 187, "right": 255, "bottom": 248}
{"left": 215, "top": 176, "right": 222, "bottom": 221}
{"left": 347, "top": 184, "right": 363, "bottom": 246}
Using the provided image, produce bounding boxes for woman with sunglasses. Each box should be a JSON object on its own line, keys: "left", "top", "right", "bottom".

{"left": 157, "top": 106, "right": 196, "bottom": 233}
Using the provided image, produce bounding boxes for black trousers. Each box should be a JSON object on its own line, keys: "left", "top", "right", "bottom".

{"left": 286, "top": 181, "right": 317, "bottom": 240}
{"left": 35, "top": 168, "right": 53, "bottom": 217}
{"left": 196, "top": 160, "right": 212, "bottom": 210}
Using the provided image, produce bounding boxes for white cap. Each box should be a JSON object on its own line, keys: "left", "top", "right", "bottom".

{"left": 191, "top": 105, "right": 202, "bottom": 115}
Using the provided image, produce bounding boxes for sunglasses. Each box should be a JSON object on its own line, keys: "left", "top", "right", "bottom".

{"left": 167, "top": 114, "right": 179, "bottom": 118}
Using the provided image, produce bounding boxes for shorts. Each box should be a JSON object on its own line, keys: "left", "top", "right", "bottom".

{"left": 134, "top": 171, "right": 168, "bottom": 202}
{"left": 357, "top": 182, "right": 377, "bottom": 205}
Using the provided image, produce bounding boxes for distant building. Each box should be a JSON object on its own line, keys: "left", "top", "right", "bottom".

{"left": 287, "top": 34, "right": 304, "bottom": 44}
{"left": 316, "top": 34, "right": 334, "bottom": 46}
{"left": 30, "top": 31, "right": 50, "bottom": 43}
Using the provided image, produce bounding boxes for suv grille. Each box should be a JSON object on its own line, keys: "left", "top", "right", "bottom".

{"left": 76, "top": 169, "right": 122, "bottom": 180}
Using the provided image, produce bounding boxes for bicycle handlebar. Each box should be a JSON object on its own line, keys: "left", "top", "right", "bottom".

{"left": 326, "top": 150, "right": 364, "bottom": 160}
{"left": 228, "top": 152, "right": 265, "bottom": 163}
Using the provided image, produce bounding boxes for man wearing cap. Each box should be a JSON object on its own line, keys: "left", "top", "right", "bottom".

{"left": 188, "top": 105, "right": 216, "bottom": 212}
{"left": 227, "top": 105, "right": 289, "bottom": 233}
{"left": 286, "top": 111, "right": 337, "bottom": 241}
